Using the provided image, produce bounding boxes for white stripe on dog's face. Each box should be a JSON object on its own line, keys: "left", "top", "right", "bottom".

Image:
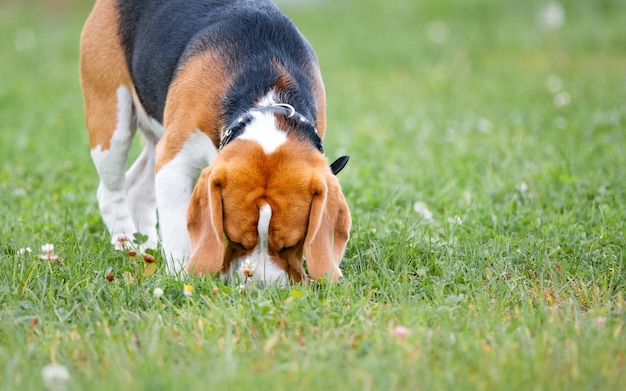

{"left": 236, "top": 203, "right": 288, "bottom": 286}
{"left": 257, "top": 203, "right": 272, "bottom": 252}
{"left": 239, "top": 111, "right": 287, "bottom": 154}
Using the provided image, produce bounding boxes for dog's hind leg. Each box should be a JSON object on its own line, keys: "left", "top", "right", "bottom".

{"left": 80, "top": 0, "right": 139, "bottom": 249}
{"left": 88, "top": 86, "right": 139, "bottom": 249}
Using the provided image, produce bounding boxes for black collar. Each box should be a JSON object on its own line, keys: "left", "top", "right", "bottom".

{"left": 219, "top": 103, "right": 323, "bottom": 153}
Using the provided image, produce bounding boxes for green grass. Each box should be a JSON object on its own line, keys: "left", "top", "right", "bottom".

{"left": 1, "top": 0, "right": 625, "bottom": 389}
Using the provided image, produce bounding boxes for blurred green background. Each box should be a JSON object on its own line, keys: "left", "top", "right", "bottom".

{"left": 1, "top": 1, "right": 625, "bottom": 389}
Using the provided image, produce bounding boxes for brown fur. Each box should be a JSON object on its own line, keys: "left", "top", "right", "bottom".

{"left": 270, "top": 60, "right": 326, "bottom": 137}
{"left": 80, "top": 0, "right": 134, "bottom": 151}
{"left": 156, "top": 51, "right": 231, "bottom": 172}
{"left": 187, "top": 138, "right": 350, "bottom": 282}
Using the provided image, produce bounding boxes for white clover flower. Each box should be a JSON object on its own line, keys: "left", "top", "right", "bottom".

{"left": 239, "top": 258, "right": 257, "bottom": 279}
{"left": 546, "top": 74, "right": 563, "bottom": 93}
{"left": 183, "top": 284, "right": 193, "bottom": 297}
{"left": 539, "top": 2, "right": 565, "bottom": 30}
{"left": 41, "top": 243, "right": 54, "bottom": 253}
{"left": 41, "top": 363, "right": 70, "bottom": 391}
{"left": 114, "top": 234, "right": 132, "bottom": 250}
{"left": 554, "top": 92, "right": 571, "bottom": 108}
{"left": 238, "top": 284, "right": 246, "bottom": 294}
{"left": 517, "top": 181, "right": 529, "bottom": 194}
{"left": 39, "top": 243, "right": 58, "bottom": 261}
{"left": 447, "top": 215, "right": 463, "bottom": 225}
{"left": 18, "top": 247, "right": 32, "bottom": 255}
{"left": 153, "top": 287, "right": 164, "bottom": 298}
{"left": 413, "top": 201, "right": 434, "bottom": 222}
{"left": 392, "top": 326, "right": 411, "bottom": 341}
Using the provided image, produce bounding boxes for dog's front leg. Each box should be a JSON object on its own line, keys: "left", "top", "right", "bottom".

{"left": 155, "top": 165, "right": 193, "bottom": 275}
{"left": 155, "top": 131, "right": 218, "bottom": 275}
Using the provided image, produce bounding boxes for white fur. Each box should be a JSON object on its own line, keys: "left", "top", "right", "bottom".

{"left": 236, "top": 90, "right": 287, "bottom": 154}
{"left": 155, "top": 130, "right": 217, "bottom": 275}
{"left": 235, "top": 203, "right": 288, "bottom": 286}
{"left": 256, "top": 89, "right": 278, "bottom": 107}
{"left": 239, "top": 112, "right": 287, "bottom": 154}
{"left": 91, "top": 86, "right": 162, "bottom": 251}
{"left": 132, "top": 89, "right": 163, "bottom": 140}
{"left": 91, "top": 86, "right": 139, "bottom": 249}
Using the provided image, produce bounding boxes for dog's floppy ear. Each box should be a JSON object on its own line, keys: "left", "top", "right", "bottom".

{"left": 186, "top": 166, "right": 225, "bottom": 275}
{"left": 304, "top": 172, "right": 351, "bottom": 281}
{"left": 330, "top": 155, "right": 349, "bottom": 175}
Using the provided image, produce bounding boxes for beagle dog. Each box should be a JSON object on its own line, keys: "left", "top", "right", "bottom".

{"left": 80, "top": 0, "right": 351, "bottom": 284}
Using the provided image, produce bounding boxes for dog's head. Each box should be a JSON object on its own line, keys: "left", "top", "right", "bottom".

{"left": 186, "top": 137, "right": 351, "bottom": 285}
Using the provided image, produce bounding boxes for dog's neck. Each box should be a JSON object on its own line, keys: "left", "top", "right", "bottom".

{"left": 219, "top": 102, "right": 323, "bottom": 153}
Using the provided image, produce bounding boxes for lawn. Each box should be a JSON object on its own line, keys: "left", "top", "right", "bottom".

{"left": 1, "top": 0, "right": 625, "bottom": 389}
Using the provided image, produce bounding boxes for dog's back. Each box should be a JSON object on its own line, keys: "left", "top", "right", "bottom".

{"left": 116, "top": 0, "right": 321, "bottom": 126}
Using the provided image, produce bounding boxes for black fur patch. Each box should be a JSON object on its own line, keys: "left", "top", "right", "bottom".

{"left": 115, "top": 0, "right": 321, "bottom": 133}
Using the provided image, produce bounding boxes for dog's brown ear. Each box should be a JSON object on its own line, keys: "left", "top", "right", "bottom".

{"left": 304, "top": 172, "right": 351, "bottom": 281}
{"left": 186, "top": 167, "right": 225, "bottom": 275}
